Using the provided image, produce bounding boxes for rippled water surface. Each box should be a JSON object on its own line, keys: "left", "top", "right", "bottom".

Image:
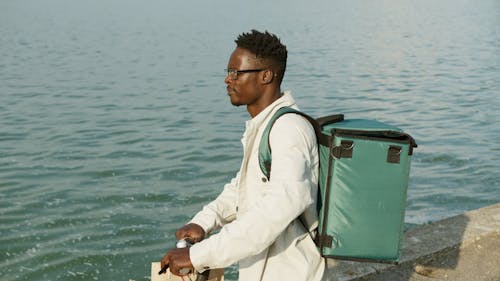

{"left": 1, "top": 0, "right": 499, "bottom": 280}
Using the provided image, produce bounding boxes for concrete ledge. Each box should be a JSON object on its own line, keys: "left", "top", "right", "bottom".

{"left": 325, "top": 203, "right": 500, "bottom": 281}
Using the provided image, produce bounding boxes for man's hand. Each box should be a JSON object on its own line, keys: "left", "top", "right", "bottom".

{"left": 159, "top": 223, "right": 205, "bottom": 276}
{"left": 160, "top": 247, "right": 193, "bottom": 276}
{"left": 175, "top": 223, "right": 205, "bottom": 243}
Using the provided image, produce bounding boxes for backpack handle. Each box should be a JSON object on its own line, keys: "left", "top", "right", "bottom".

{"left": 316, "top": 114, "right": 344, "bottom": 127}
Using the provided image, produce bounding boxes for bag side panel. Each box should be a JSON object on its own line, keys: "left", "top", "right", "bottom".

{"left": 321, "top": 136, "right": 412, "bottom": 261}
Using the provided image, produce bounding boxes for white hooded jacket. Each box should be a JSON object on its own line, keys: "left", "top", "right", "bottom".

{"left": 189, "top": 91, "right": 325, "bottom": 281}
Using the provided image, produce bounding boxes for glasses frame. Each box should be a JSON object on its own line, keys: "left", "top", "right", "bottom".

{"left": 225, "top": 68, "right": 265, "bottom": 80}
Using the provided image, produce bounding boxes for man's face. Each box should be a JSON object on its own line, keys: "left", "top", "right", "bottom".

{"left": 225, "top": 47, "right": 265, "bottom": 107}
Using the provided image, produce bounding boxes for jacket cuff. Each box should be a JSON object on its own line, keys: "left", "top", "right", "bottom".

{"left": 190, "top": 241, "right": 212, "bottom": 273}
{"left": 188, "top": 216, "right": 213, "bottom": 236}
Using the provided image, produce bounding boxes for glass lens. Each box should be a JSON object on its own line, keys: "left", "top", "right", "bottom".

{"left": 226, "top": 69, "right": 237, "bottom": 80}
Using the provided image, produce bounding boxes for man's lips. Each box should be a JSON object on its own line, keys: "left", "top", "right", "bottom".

{"left": 227, "top": 86, "right": 235, "bottom": 95}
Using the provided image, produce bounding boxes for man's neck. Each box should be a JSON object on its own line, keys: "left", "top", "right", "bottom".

{"left": 247, "top": 89, "right": 282, "bottom": 118}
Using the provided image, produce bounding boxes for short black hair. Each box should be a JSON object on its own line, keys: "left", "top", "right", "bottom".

{"left": 235, "top": 30, "right": 287, "bottom": 83}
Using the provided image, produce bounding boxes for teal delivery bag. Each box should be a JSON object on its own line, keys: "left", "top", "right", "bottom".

{"left": 259, "top": 107, "right": 417, "bottom": 263}
{"left": 315, "top": 117, "right": 417, "bottom": 263}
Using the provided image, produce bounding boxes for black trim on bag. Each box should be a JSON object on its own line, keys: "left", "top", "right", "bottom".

{"left": 318, "top": 136, "right": 336, "bottom": 253}
{"left": 316, "top": 114, "right": 344, "bottom": 147}
{"left": 317, "top": 114, "right": 344, "bottom": 128}
{"left": 323, "top": 255, "right": 400, "bottom": 265}
{"left": 330, "top": 129, "right": 417, "bottom": 155}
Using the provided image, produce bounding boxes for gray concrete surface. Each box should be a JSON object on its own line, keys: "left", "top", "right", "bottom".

{"left": 325, "top": 203, "right": 500, "bottom": 281}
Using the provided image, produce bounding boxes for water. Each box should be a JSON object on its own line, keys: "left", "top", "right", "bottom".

{"left": 1, "top": 0, "right": 499, "bottom": 280}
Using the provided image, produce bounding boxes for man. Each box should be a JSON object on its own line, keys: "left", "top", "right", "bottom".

{"left": 161, "top": 30, "right": 325, "bottom": 281}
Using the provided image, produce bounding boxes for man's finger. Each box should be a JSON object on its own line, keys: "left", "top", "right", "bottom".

{"left": 159, "top": 253, "right": 170, "bottom": 275}
{"left": 158, "top": 263, "right": 169, "bottom": 275}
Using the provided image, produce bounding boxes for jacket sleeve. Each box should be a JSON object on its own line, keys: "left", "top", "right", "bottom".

{"left": 190, "top": 114, "right": 318, "bottom": 270}
{"left": 189, "top": 171, "right": 240, "bottom": 234}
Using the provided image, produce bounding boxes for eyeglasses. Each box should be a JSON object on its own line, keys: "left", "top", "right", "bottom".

{"left": 225, "top": 68, "right": 265, "bottom": 80}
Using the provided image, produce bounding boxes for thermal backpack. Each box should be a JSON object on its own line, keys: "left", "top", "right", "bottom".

{"left": 259, "top": 107, "right": 417, "bottom": 263}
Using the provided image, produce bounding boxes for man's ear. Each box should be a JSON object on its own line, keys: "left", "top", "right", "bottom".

{"left": 262, "top": 69, "right": 275, "bottom": 84}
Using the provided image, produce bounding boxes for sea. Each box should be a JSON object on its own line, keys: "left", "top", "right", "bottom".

{"left": 1, "top": 0, "right": 499, "bottom": 280}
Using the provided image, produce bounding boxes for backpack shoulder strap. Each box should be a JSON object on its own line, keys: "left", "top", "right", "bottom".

{"left": 258, "top": 107, "right": 325, "bottom": 180}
